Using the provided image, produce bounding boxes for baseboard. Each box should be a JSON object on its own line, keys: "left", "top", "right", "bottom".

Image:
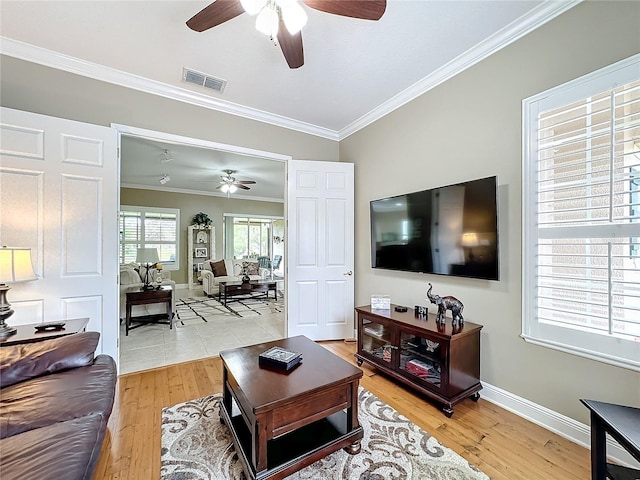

{"left": 481, "top": 382, "right": 640, "bottom": 469}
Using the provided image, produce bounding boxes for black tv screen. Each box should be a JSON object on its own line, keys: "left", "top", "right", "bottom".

{"left": 370, "top": 176, "right": 499, "bottom": 280}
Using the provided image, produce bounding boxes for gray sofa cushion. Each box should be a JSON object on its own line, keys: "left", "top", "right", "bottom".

{"left": 0, "top": 354, "right": 116, "bottom": 439}
{"left": 0, "top": 332, "right": 100, "bottom": 388}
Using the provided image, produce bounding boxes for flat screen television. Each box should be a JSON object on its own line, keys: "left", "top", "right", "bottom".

{"left": 370, "top": 176, "right": 499, "bottom": 280}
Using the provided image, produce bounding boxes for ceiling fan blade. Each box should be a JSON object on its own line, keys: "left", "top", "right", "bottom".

{"left": 236, "top": 184, "right": 251, "bottom": 190}
{"left": 277, "top": 21, "right": 304, "bottom": 69}
{"left": 236, "top": 180, "right": 256, "bottom": 184}
{"left": 186, "top": 0, "right": 245, "bottom": 32}
{"left": 302, "top": 0, "right": 386, "bottom": 20}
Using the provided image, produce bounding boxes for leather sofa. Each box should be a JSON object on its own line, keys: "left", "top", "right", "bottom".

{"left": 119, "top": 263, "right": 176, "bottom": 320}
{"left": 0, "top": 332, "right": 116, "bottom": 480}
{"left": 201, "top": 258, "right": 268, "bottom": 296}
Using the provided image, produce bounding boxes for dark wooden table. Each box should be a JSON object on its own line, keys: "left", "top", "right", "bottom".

{"left": 0, "top": 317, "right": 90, "bottom": 347}
{"left": 218, "top": 280, "right": 277, "bottom": 306}
{"left": 581, "top": 399, "right": 640, "bottom": 480}
{"left": 219, "top": 335, "right": 363, "bottom": 480}
{"left": 125, "top": 285, "right": 173, "bottom": 336}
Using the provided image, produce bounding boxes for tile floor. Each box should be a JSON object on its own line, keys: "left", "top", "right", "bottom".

{"left": 119, "top": 287, "right": 285, "bottom": 375}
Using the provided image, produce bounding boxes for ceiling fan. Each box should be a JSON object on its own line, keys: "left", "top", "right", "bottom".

{"left": 217, "top": 169, "right": 256, "bottom": 194}
{"left": 186, "top": 0, "right": 387, "bottom": 69}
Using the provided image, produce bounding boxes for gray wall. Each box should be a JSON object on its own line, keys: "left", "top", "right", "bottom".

{"left": 340, "top": 1, "right": 640, "bottom": 424}
{"left": 120, "top": 188, "right": 284, "bottom": 284}
{"left": 0, "top": 56, "right": 339, "bottom": 162}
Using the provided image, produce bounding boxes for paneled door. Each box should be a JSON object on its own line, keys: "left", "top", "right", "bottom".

{"left": 0, "top": 107, "right": 119, "bottom": 362}
{"left": 286, "top": 160, "right": 354, "bottom": 340}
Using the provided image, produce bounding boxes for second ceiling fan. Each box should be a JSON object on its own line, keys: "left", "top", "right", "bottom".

{"left": 187, "top": 0, "right": 387, "bottom": 69}
{"left": 217, "top": 169, "right": 256, "bottom": 194}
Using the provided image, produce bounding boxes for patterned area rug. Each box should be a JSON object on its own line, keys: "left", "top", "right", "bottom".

{"left": 174, "top": 296, "right": 283, "bottom": 327}
{"left": 161, "top": 387, "right": 489, "bottom": 480}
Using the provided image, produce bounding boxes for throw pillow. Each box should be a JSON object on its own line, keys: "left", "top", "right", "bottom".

{"left": 0, "top": 331, "right": 100, "bottom": 388}
{"left": 210, "top": 260, "right": 227, "bottom": 277}
{"left": 243, "top": 261, "right": 259, "bottom": 276}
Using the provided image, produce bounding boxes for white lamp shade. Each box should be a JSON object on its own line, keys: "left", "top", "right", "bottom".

{"left": 461, "top": 232, "right": 480, "bottom": 248}
{"left": 136, "top": 248, "right": 159, "bottom": 264}
{"left": 255, "top": 5, "right": 279, "bottom": 37}
{"left": 229, "top": 184, "right": 238, "bottom": 193}
{"left": 281, "top": 2, "right": 307, "bottom": 34}
{"left": 0, "top": 247, "right": 37, "bottom": 283}
{"left": 241, "top": 0, "right": 268, "bottom": 15}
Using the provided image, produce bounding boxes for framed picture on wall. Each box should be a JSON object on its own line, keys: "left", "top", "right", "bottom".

{"left": 195, "top": 247, "right": 207, "bottom": 258}
{"left": 196, "top": 262, "right": 204, "bottom": 271}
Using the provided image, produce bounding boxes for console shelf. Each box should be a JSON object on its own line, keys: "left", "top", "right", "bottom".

{"left": 355, "top": 305, "right": 483, "bottom": 417}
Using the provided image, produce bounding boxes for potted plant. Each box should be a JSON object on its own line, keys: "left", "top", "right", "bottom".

{"left": 192, "top": 212, "right": 212, "bottom": 228}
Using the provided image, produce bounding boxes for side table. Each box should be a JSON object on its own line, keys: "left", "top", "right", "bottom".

{"left": 0, "top": 317, "right": 90, "bottom": 347}
{"left": 580, "top": 399, "right": 640, "bottom": 480}
{"left": 125, "top": 285, "right": 173, "bottom": 336}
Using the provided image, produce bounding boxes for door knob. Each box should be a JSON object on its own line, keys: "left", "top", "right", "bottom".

{"left": 344, "top": 270, "right": 353, "bottom": 276}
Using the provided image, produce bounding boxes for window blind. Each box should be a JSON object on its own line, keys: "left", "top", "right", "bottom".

{"left": 535, "top": 80, "right": 640, "bottom": 340}
{"left": 522, "top": 55, "right": 640, "bottom": 370}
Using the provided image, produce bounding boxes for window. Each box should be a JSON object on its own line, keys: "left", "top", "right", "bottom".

{"left": 522, "top": 55, "right": 640, "bottom": 371}
{"left": 224, "top": 215, "right": 276, "bottom": 258}
{"left": 120, "top": 206, "right": 180, "bottom": 270}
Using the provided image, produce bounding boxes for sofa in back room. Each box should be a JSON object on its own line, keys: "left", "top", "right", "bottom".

{"left": 201, "top": 258, "right": 269, "bottom": 296}
{"left": 0, "top": 331, "right": 117, "bottom": 480}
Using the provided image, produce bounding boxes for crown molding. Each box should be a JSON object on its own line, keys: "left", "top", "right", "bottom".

{"left": 338, "top": 0, "right": 582, "bottom": 140}
{"left": 0, "top": 1, "right": 579, "bottom": 142}
{"left": 0, "top": 37, "right": 339, "bottom": 141}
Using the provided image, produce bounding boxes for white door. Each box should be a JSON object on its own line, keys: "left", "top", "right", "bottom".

{"left": 286, "top": 160, "right": 354, "bottom": 340}
{"left": 0, "top": 107, "right": 119, "bottom": 362}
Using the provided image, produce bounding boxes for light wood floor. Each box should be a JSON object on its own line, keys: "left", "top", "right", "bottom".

{"left": 94, "top": 341, "right": 591, "bottom": 479}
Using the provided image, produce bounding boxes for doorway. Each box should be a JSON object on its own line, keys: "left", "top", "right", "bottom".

{"left": 114, "top": 124, "right": 290, "bottom": 374}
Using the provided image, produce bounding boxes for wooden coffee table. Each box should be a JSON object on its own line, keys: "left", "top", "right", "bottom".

{"left": 218, "top": 280, "right": 277, "bottom": 306}
{"left": 219, "top": 335, "right": 363, "bottom": 480}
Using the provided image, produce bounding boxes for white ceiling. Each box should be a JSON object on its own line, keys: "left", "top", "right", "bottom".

{"left": 120, "top": 134, "right": 287, "bottom": 202}
{"left": 0, "top": 0, "right": 576, "bottom": 200}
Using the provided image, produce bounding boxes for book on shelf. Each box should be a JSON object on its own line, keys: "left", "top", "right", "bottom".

{"left": 258, "top": 346, "right": 303, "bottom": 371}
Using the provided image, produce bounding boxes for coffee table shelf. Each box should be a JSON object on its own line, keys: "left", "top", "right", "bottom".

{"left": 222, "top": 400, "right": 352, "bottom": 480}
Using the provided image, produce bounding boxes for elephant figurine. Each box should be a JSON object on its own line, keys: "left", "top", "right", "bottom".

{"left": 427, "top": 283, "right": 464, "bottom": 326}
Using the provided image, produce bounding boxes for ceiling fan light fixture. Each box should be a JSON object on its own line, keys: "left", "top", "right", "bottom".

{"left": 255, "top": 3, "right": 279, "bottom": 37}
{"left": 229, "top": 184, "right": 238, "bottom": 193}
{"left": 241, "top": 0, "right": 268, "bottom": 15}
{"left": 281, "top": 2, "right": 307, "bottom": 34}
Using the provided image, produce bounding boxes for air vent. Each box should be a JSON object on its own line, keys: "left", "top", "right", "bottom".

{"left": 183, "top": 68, "right": 227, "bottom": 93}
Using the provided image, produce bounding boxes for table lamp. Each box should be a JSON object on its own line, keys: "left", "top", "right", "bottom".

{"left": 136, "top": 247, "right": 159, "bottom": 290}
{"left": 0, "top": 246, "right": 37, "bottom": 337}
